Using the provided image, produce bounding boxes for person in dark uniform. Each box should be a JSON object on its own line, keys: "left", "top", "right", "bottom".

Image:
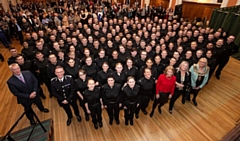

{"left": 82, "top": 56, "right": 99, "bottom": 81}
{"left": 121, "top": 76, "right": 140, "bottom": 126}
{"left": 83, "top": 79, "right": 103, "bottom": 130}
{"left": 47, "top": 53, "right": 65, "bottom": 79}
{"left": 215, "top": 36, "right": 238, "bottom": 79}
{"left": 21, "top": 41, "right": 35, "bottom": 60}
{"left": 135, "top": 68, "right": 155, "bottom": 118}
{"left": 65, "top": 58, "right": 81, "bottom": 79}
{"left": 97, "top": 62, "right": 113, "bottom": 86}
{"left": 75, "top": 69, "right": 92, "bottom": 121}
{"left": 169, "top": 61, "right": 191, "bottom": 114}
{"left": 138, "top": 58, "right": 158, "bottom": 80}
{"left": 51, "top": 66, "right": 81, "bottom": 126}
{"left": 123, "top": 58, "right": 138, "bottom": 79}
{"left": 102, "top": 76, "right": 121, "bottom": 125}
{"left": 206, "top": 50, "right": 217, "bottom": 82}
{"left": 109, "top": 50, "right": 121, "bottom": 71}
{"left": 7, "top": 63, "right": 49, "bottom": 125}
{"left": 34, "top": 52, "right": 52, "bottom": 97}
{"left": 7, "top": 47, "right": 19, "bottom": 65}
{"left": 189, "top": 58, "right": 209, "bottom": 106}
{"left": 95, "top": 49, "right": 109, "bottom": 69}
{"left": 112, "top": 63, "right": 127, "bottom": 86}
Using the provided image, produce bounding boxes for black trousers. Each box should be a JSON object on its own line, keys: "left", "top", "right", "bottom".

{"left": 215, "top": 57, "right": 229, "bottom": 77}
{"left": 77, "top": 97, "right": 88, "bottom": 117}
{"left": 187, "top": 89, "right": 201, "bottom": 101}
{"left": 89, "top": 103, "right": 102, "bottom": 124}
{"left": 169, "top": 89, "right": 185, "bottom": 111}
{"left": 17, "top": 31, "right": 24, "bottom": 45}
{"left": 135, "top": 96, "right": 150, "bottom": 115}
{"left": 21, "top": 97, "right": 44, "bottom": 121}
{"left": 106, "top": 102, "right": 120, "bottom": 122}
{"left": 60, "top": 99, "right": 80, "bottom": 119}
{"left": 124, "top": 103, "right": 137, "bottom": 122}
{"left": 151, "top": 98, "right": 165, "bottom": 112}
{"left": 40, "top": 75, "right": 51, "bottom": 96}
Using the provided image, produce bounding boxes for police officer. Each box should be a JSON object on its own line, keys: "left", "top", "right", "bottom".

{"left": 51, "top": 66, "right": 81, "bottom": 126}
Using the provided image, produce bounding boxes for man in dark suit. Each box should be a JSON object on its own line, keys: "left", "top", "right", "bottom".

{"left": 7, "top": 63, "right": 49, "bottom": 125}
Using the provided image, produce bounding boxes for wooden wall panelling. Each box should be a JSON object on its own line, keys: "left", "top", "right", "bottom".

{"left": 150, "top": 0, "right": 169, "bottom": 8}
{"left": 182, "top": 1, "right": 220, "bottom": 21}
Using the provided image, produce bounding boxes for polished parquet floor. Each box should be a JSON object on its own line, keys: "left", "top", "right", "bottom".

{"left": 0, "top": 41, "right": 240, "bottom": 141}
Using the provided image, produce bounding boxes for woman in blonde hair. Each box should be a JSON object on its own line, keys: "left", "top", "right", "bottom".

{"left": 188, "top": 57, "right": 209, "bottom": 106}
{"left": 169, "top": 61, "right": 191, "bottom": 114}
{"left": 150, "top": 66, "right": 176, "bottom": 117}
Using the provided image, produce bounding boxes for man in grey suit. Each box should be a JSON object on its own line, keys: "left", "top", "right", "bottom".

{"left": 7, "top": 63, "right": 49, "bottom": 125}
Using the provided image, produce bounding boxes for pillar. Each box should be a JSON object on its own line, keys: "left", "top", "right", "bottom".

{"left": 221, "top": 0, "right": 238, "bottom": 7}
{"left": 169, "top": 0, "right": 182, "bottom": 9}
{"left": 0, "top": 0, "right": 10, "bottom": 12}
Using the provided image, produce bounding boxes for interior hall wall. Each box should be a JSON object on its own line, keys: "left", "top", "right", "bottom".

{"left": 150, "top": 0, "right": 170, "bottom": 8}
{"left": 182, "top": 1, "right": 220, "bottom": 21}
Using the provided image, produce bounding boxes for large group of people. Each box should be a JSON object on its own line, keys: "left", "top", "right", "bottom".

{"left": 3, "top": 0, "right": 238, "bottom": 130}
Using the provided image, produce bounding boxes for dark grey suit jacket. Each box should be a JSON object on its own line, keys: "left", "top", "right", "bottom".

{"left": 7, "top": 70, "right": 38, "bottom": 104}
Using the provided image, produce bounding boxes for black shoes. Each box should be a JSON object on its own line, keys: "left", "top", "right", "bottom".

{"left": 109, "top": 120, "right": 113, "bottom": 125}
{"left": 158, "top": 106, "right": 162, "bottom": 114}
{"left": 77, "top": 115, "right": 82, "bottom": 122}
{"left": 116, "top": 120, "right": 120, "bottom": 125}
{"left": 216, "top": 75, "right": 220, "bottom": 80}
{"left": 94, "top": 124, "right": 98, "bottom": 129}
{"left": 130, "top": 120, "right": 133, "bottom": 126}
{"left": 135, "top": 114, "right": 139, "bottom": 119}
{"left": 143, "top": 110, "right": 148, "bottom": 115}
{"left": 99, "top": 122, "right": 103, "bottom": 128}
{"left": 125, "top": 120, "right": 128, "bottom": 126}
{"left": 85, "top": 115, "right": 89, "bottom": 121}
{"left": 41, "top": 108, "right": 49, "bottom": 113}
{"left": 192, "top": 100, "right": 198, "bottom": 106}
{"left": 182, "top": 100, "right": 185, "bottom": 104}
{"left": 67, "top": 118, "right": 71, "bottom": 126}
{"left": 150, "top": 111, "right": 154, "bottom": 117}
{"left": 169, "top": 110, "right": 172, "bottom": 114}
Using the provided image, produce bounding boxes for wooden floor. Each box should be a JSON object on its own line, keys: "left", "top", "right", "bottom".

{"left": 1, "top": 41, "right": 240, "bottom": 141}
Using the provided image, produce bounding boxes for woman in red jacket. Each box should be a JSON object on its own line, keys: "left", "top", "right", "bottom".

{"left": 150, "top": 66, "right": 176, "bottom": 117}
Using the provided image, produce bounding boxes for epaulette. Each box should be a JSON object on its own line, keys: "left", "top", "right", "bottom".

{"left": 51, "top": 77, "right": 58, "bottom": 81}
{"left": 65, "top": 75, "right": 72, "bottom": 79}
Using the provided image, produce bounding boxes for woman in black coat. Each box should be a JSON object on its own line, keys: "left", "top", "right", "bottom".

{"left": 169, "top": 61, "right": 191, "bottom": 114}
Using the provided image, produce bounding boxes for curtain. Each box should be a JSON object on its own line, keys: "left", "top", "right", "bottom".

{"left": 221, "top": 13, "right": 236, "bottom": 32}
{"left": 209, "top": 9, "right": 219, "bottom": 28}
{"left": 213, "top": 11, "right": 228, "bottom": 31}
